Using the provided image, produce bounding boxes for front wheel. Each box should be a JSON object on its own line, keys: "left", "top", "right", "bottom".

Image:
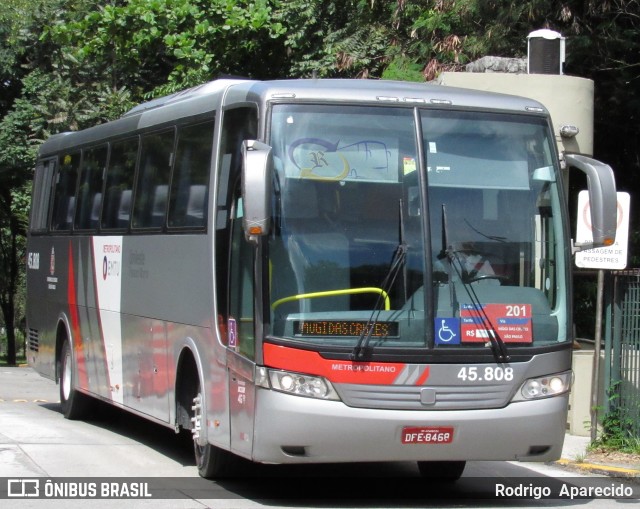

{"left": 417, "top": 460, "right": 466, "bottom": 481}
{"left": 59, "top": 339, "right": 92, "bottom": 419}
{"left": 191, "top": 391, "right": 238, "bottom": 478}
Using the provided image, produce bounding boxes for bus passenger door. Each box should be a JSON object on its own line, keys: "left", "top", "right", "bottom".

{"left": 227, "top": 195, "right": 257, "bottom": 458}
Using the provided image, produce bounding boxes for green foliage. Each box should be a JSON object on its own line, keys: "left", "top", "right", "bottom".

{"left": 0, "top": 180, "right": 28, "bottom": 366}
{"left": 43, "top": 0, "right": 286, "bottom": 98}
{"left": 381, "top": 56, "right": 424, "bottom": 82}
{"left": 591, "top": 382, "right": 640, "bottom": 454}
{"left": 0, "top": 1, "right": 40, "bottom": 86}
{"left": 275, "top": 0, "right": 396, "bottom": 78}
{"left": 1, "top": 329, "right": 27, "bottom": 366}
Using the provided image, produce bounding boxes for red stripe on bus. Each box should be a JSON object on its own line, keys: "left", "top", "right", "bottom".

{"left": 415, "top": 367, "right": 431, "bottom": 386}
{"left": 263, "top": 343, "right": 411, "bottom": 385}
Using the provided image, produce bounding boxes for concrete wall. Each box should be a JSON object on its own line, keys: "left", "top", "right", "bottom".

{"left": 436, "top": 72, "right": 595, "bottom": 157}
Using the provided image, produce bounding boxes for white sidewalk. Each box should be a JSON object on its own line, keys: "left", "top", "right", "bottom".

{"left": 561, "top": 433, "right": 591, "bottom": 462}
{"left": 558, "top": 432, "right": 639, "bottom": 477}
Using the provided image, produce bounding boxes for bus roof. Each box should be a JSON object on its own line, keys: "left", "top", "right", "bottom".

{"left": 238, "top": 78, "right": 548, "bottom": 113}
{"left": 38, "top": 78, "right": 549, "bottom": 157}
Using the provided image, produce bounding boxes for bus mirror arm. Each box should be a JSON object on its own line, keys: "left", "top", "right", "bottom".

{"left": 241, "top": 140, "right": 273, "bottom": 244}
{"left": 564, "top": 153, "right": 617, "bottom": 253}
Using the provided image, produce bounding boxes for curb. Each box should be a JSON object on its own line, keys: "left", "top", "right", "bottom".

{"left": 556, "top": 458, "right": 640, "bottom": 478}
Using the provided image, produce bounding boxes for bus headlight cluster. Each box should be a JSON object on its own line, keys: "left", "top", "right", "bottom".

{"left": 258, "top": 368, "right": 340, "bottom": 400}
{"left": 516, "top": 371, "right": 572, "bottom": 401}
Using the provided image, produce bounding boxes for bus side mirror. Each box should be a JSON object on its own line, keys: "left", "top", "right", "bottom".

{"left": 564, "top": 153, "right": 617, "bottom": 252}
{"left": 241, "top": 140, "right": 273, "bottom": 244}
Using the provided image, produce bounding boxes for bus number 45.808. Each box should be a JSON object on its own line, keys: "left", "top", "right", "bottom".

{"left": 457, "top": 366, "right": 514, "bottom": 382}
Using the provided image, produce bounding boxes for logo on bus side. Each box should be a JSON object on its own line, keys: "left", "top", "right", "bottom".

{"left": 102, "top": 255, "right": 121, "bottom": 280}
{"left": 101, "top": 243, "right": 122, "bottom": 280}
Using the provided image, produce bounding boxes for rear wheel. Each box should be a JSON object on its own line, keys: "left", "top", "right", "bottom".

{"left": 59, "top": 339, "right": 92, "bottom": 419}
{"left": 191, "top": 390, "right": 238, "bottom": 478}
{"left": 417, "top": 460, "right": 466, "bottom": 481}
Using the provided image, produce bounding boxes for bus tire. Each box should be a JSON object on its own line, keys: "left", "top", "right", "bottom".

{"left": 417, "top": 460, "right": 465, "bottom": 481}
{"left": 59, "top": 339, "right": 92, "bottom": 420}
{"left": 191, "top": 390, "right": 238, "bottom": 479}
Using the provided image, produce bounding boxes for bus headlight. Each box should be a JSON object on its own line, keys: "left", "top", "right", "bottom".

{"left": 263, "top": 369, "right": 340, "bottom": 400}
{"left": 514, "top": 371, "right": 572, "bottom": 401}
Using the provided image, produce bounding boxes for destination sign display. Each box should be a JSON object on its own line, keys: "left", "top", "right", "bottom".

{"left": 294, "top": 320, "right": 399, "bottom": 338}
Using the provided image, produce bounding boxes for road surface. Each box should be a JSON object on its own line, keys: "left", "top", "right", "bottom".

{"left": 0, "top": 366, "right": 635, "bottom": 508}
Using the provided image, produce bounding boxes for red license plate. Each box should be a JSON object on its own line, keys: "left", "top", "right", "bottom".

{"left": 401, "top": 426, "right": 454, "bottom": 444}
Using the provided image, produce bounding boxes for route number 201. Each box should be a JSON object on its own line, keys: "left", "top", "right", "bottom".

{"left": 506, "top": 305, "right": 528, "bottom": 317}
{"left": 457, "top": 366, "right": 514, "bottom": 382}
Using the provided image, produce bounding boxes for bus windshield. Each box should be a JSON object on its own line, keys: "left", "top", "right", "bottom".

{"left": 268, "top": 104, "right": 568, "bottom": 354}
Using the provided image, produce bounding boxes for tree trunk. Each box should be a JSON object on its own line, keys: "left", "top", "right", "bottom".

{"left": 6, "top": 327, "right": 17, "bottom": 366}
{"left": 1, "top": 303, "right": 16, "bottom": 366}
{"left": 0, "top": 209, "right": 20, "bottom": 367}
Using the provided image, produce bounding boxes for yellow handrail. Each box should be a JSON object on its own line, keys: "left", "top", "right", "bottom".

{"left": 272, "top": 287, "right": 390, "bottom": 311}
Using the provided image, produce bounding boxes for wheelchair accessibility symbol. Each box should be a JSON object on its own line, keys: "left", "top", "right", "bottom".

{"left": 435, "top": 317, "right": 460, "bottom": 345}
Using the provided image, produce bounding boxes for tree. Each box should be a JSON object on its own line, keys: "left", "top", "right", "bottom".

{"left": 0, "top": 0, "right": 37, "bottom": 114}
{"left": 42, "top": 0, "right": 287, "bottom": 99}
{"left": 0, "top": 1, "right": 47, "bottom": 364}
{"left": 274, "top": 0, "right": 399, "bottom": 78}
{"left": 0, "top": 81, "right": 39, "bottom": 365}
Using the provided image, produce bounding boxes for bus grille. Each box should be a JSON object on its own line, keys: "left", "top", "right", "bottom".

{"left": 335, "top": 383, "right": 513, "bottom": 410}
{"left": 28, "top": 329, "right": 39, "bottom": 352}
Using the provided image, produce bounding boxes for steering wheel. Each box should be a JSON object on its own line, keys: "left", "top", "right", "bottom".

{"left": 464, "top": 272, "right": 510, "bottom": 284}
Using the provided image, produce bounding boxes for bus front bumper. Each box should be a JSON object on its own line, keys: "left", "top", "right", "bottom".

{"left": 252, "top": 388, "right": 568, "bottom": 464}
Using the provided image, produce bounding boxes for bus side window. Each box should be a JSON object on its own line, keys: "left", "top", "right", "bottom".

{"left": 30, "top": 159, "right": 56, "bottom": 233}
{"left": 133, "top": 129, "right": 175, "bottom": 229}
{"left": 168, "top": 120, "right": 215, "bottom": 228}
{"left": 51, "top": 152, "right": 81, "bottom": 231}
{"left": 74, "top": 145, "right": 107, "bottom": 230}
{"left": 102, "top": 137, "right": 138, "bottom": 230}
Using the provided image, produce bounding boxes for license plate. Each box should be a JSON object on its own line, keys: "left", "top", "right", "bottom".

{"left": 401, "top": 426, "right": 454, "bottom": 444}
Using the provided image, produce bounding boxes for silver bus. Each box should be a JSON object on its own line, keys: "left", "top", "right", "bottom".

{"left": 26, "top": 78, "right": 617, "bottom": 480}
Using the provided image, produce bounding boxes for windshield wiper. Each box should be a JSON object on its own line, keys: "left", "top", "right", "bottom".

{"left": 351, "top": 200, "right": 407, "bottom": 361}
{"left": 350, "top": 242, "right": 406, "bottom": 360}
{"left": 439, "top": 204, "right": 510, "bottom": 363}
{"left": 437, "top": 204, "right": 456, "bottom": 309}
